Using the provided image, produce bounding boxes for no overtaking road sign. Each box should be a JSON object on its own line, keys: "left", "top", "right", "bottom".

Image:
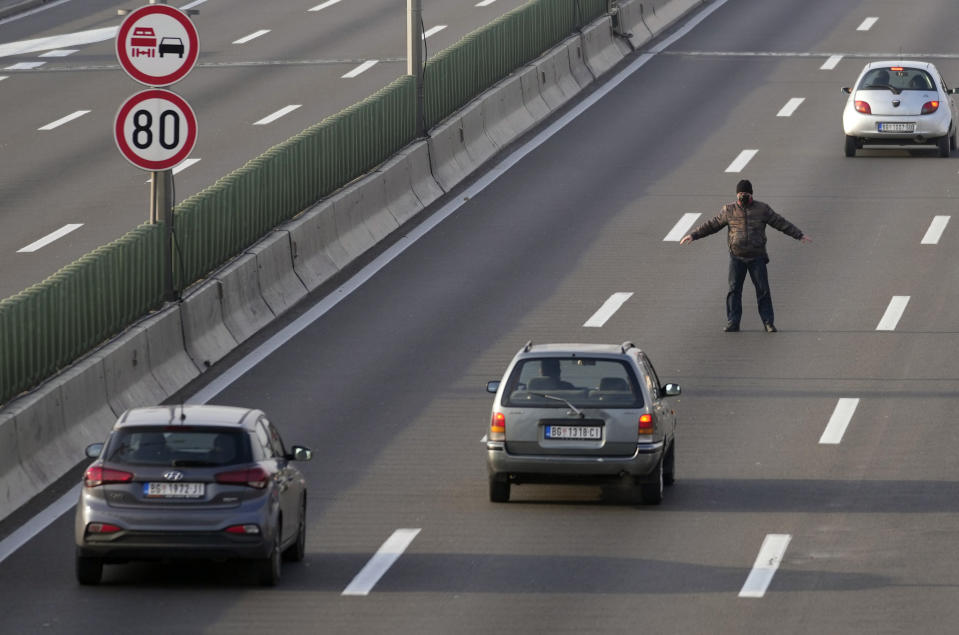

{"left": 116, "top": 4, "right": 199, "bottom": 86}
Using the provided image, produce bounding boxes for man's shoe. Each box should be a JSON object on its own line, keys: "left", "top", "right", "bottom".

{"left": 764, "top": 323, "right": 777, "bottom": 333}
{"left": 724, "top": 322, "right": 740, "bottom": 332}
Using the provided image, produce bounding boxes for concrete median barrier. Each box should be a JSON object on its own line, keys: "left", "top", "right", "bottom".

{"left": 519, "top": 65, "right": 551, "bottom": 122}
{"left": 101, "top": 326, "right": 168, "bottom": 417}
{"left": 8, "top": 383, "right": 73, "bottom": 495}
{"left": 461, "top": 99, "right": 498, "bottom": 167}
{"left": 286, "top": 200, "right": 343, "bottom": 292}
{"left": 481, "top": 73, "right": 537, "bottom": 150}
{"left": 581, "top": 17, "right": 629, "bottom": 77}
{"left": 407, "top": 141, "right": 446, "bottom": 204}
{"left": 180, "top": 281, "right": 238, "bottom": 370}
{"left": 331, "top": 182, "right": 379, "bottom": 260}
{"left": 566, "top": 38, "right": 594, "bottom": 87}
{"left": 143, "top": 307, "right": 201, "bottom": 395}
{"left": 215, "top": 254, "right": 274, "bottom": 343}
{"left": 0, "top": 413, "right": 31, "bottom": 521}
{"left": 247, "top": 231, "right": 308, "bottom": 317}
{"left": 426, "top": 114, "right": 471, "bottom": 193}
{"left": 58, "top": 354, "right": 116, "bottom": 449}
{"left": 378, "top": 148, "right": 425, "bottom": 227}
{"left": 643, "top": 0, "right": 701, "bottom": 36}
{"left": 535, "top": 38, "right": 583, "bottom": 110}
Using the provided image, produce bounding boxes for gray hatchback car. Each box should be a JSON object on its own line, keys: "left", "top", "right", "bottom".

{"left": 75, "top": 405, "right": 312, "bottom": 586}
{"left": 485, "top": 342, "right": 680, "bottom": 504}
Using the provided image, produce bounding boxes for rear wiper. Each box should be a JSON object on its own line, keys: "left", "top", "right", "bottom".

{"left": 530, "top": 392, "right": 585, "bottom": 419}
{"left": 872, "top": 83, "right": 902, "bottom": 95}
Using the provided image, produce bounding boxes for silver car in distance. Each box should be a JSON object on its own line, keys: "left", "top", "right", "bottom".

{"left": 485, "top": 342, "right": 680, "bottom": 505}
{"left": 842, "top": 60, "right": 959, "bottom": 157}
{"left": 75, "top": 405, "right": 312, "bottom": 586}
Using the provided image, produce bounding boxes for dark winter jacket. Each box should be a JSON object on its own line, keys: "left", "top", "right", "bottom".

{"left": 690, "top": 200, "right": 804, "bottom": 261}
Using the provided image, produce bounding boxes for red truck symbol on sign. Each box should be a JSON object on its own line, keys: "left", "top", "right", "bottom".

{"left": 130, "top": 27, "right": 157, "bottom": 58}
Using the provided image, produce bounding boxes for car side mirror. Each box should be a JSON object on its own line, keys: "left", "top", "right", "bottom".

{"left": 290, "top": 446, "right": 313, "bottom": 462}
{"left": 841, "top": 86, "right": 852, "bottom": 95}
{"left": 663, "top": 383, "right": 681, "bottom": 397}
{"left": 85, "top": 443, "right": 104, "bottom": 458}
{"left": 486, "top": 380, "right": 500, "bottom": 394}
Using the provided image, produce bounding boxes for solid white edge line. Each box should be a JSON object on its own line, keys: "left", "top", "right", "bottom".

{"left": 739, "top": 533, "right": 791, "bottom": 598}
{"left": 254, "top": 104, "right": 302, "bottom": 125}
{"left": 17, "top": 223, "right": 84, "bottom": 252}
{"left": 342, "top": 528, "right": 421, "bottom": 596}
{"left": 876, "top": 296, "right": 909, "bottom": 331}
{"left": 856, "top": 17, "right": 878, "bottom": 31}
{"left": 38, "top": 110, "right": 89, "bottom": 130}
{"left": 309, "top": 0, "right": 343, "bottom": 11}
{"left": 584, "top": 292, "right": 633, "bottom": 328}
{"left": 0, "top": 0, "right": 730, "bottom": 564}
{"left": 664, "top": 212, "right": 701, "bottom": 241}
{"left": 233, "top": 29, "right": 271, "bottom": 45}
{"left": 819, "top": 398, "right": 860, "bottom": 445}
{"left": 821, "top": 55, "right": 842, "bottom": 70}
{"left": 725, "top": 149, "right": 757, "bottom": 173}
{"left": 776, "top": 97, "right": 805, "bottom": 117}
{"left": 0, "top": 485, "right": 79, "bottom": 564}
{"left": 921, "top": 215, "right": 949, "bottom": 245}
{"left": 0, "top": 0, "right": 70, "bottom": 26}
{"left": 342, "top": 60, "right": 378, "bottom": 78}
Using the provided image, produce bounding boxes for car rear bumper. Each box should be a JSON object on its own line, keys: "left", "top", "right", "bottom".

{"left": 76, "top": 530, "right": 271, "bottom": 561}
{"left": 486, "top": 440, "right": 663, "bottom": 480}
{"left": 843, "top": 113, "right": 951, "bottom": 140}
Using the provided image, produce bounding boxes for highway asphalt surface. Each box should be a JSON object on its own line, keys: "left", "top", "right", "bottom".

{"left": 3, "top": 0, "right": 959, "bottom": 633}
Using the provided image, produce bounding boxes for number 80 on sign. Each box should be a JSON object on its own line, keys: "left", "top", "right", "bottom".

{"left": 114, "top": 89, "right": 197, "bottom": 171}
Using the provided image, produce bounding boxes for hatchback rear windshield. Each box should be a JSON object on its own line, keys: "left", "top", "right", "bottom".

{"left": 104, "top": 426, "right": 251, "bottom": 467}
{"left": 858, "top": 67, "right": 936, "bottom": 91}
{"left": 502, "top": 357, "right": 644, "bottom": 408}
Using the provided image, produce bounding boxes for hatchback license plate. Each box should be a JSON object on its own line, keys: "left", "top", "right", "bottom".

{"left": 545, "top": 425, "right": 602, "bottom": 440}
{"left": 878, "top": 122, "right": 915, "bottom": 132}
{"left": 144, "top": 482, "right": 205, "bottom": 498}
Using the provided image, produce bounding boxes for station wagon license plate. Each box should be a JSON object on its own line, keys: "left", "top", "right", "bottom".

{"left": 545, "top": 425, "right": 602, "bottom": 440}
{"left": 878, "top": 122, "right": 915, "bottom": 133}
{"left": 144, "top": 482, "right": 205, "bottom": 498}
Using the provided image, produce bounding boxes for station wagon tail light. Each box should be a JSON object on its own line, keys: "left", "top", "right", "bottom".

{"left": 86, "top": 523, "right": 122, "bottom": 534}
{"left": 854, "top": 100, "right": 871, "bottom": 114}
{"left": 921, "top": 100, "right": 940, "bottom": 114}
{"left": 225, "top": 524, "right": 261, "bottom": 535}
{"left": 215, "top": 467, "right": 269, "bottom": 489}
{"left": 83, "top": 466, "right": 133, "bottom": 488}
{"left": 489, "top": 412, "right": 506, "bottom": 441}
{"left": 638, "top": 414, "right": 654, "bottom": 438}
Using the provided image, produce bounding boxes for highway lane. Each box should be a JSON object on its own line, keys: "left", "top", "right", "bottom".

{"left": 4, "top": 0, "right": 959, "bottom": 632}
{"left": 0, "top": 0, "right": 528, "bottom": 299}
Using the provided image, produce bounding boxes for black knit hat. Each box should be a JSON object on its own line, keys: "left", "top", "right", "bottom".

{"left": 736, "top": 179, "right": 753, "bottom": 194}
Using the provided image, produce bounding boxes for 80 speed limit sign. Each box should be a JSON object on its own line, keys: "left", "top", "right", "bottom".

{"left": 114, "top": 89, "right": 197, "bottom": 171}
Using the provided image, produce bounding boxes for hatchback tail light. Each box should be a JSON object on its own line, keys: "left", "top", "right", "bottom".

{"left": 489, "top": 412, "right": 506, "bottom": 442}
{"left": 84, "top": 466, "right": 133, "bottom": 488}
{"left": 638, "top": 414, "right": 655, "bottom": 438}
{"left": 86, "top": 522, "right": 123, "bottom": 534}
{"left": 854, "top": 100, "right": 871, "bottom": 114}
{"left": 225, "top": 524, "right": 261, "bottom": 535}
{"left": 921, "top": 100, "right": 940, "bottom": 114}
{"left": 215, "top": 467, "right": 270, "bottom": 489}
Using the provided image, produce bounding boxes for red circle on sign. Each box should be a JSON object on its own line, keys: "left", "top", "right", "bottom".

{"left": 116, "top": 5, "right": 199, "bottom": 86}
{"left": 114, "top": 89, "right": 197, "bottom": 171}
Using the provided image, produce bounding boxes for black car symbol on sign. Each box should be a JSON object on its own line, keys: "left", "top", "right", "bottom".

{"left": 158, "top": 37, "right": 185, "bottom": 58}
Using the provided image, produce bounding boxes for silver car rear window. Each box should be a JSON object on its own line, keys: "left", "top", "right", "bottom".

{"left": 502, "top": 358, "right": 644, "bottom": 408}
{"left": 104, "top": 426, "right": 252, "bottom": 467}
{"left": 858, "top": 67, "right": 935, "bottom": 91}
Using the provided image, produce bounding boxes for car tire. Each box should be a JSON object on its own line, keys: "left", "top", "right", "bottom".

{"left": 489, "top": 475, "right": 510, "bottom": 503}
{"left": 844, "top": 135, "right": 857, "bottom": 157}
{"left": 638, "top": 458, "right": 664, "bottom": 505}
{"left": 938, "top": 134, "right": 950, "bottom": 157}
{"left": 257, "top": 525, "right": 282, "bottom": 586}
{"left": 76, "top": 555, "right": 103, "bottom": 585}
{"left": 283, "top": 497, "right": 307, "bottom": 562}
{"left": 663, "top": 441, "right": 676, "bottom": 486}
{"left": 950, "top": 128, "right": 957, "bottom": 151}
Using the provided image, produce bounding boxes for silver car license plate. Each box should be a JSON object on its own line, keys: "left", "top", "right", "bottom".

{"left": 144, "top": 482, "right": 205, "bottom": 498}
{"left": 545, "top": 425, "right": 602, "bottom": 440}
{"left": 878, "top": 122, "right": 915, "bottom": 133}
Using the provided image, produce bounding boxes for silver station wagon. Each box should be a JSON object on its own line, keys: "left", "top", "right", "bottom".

{"left": 75, "top": 405, "right": 312, "bottom": 586}
{"left": 485, "top": 342, "right": 681, "bottom": 504}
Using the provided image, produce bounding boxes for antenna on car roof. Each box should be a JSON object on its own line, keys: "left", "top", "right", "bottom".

{"left": 621, "top": 341, "right": 636, "bottom": 353}
{"left": 523, "top": 340, "right": 533, "bottom": 352}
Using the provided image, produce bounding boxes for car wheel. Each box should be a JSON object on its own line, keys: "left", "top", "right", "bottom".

{"left": 283, "top": 498, "right": 307, "bottom": 562}
{"left": 844, "top": 135, "right": 857, "bottom": 157}
{"left": 663, "top": 441, "right": 676, "bottom": 486}
{"left": 76, "top": 555, "right": 103, "bottom": 585}
{"left": 489, "top": 475, "right": 510, "bottom": 503}
{"left": 638, "top": 458, "right": 664, "bottom": 505}
{"left": 950, "top": 129, "right": 957, "bottom": 151}
{"left": 938, "top": 135, "right": 950, "bottom": 157}
{"left": 257, "top": 525, "right": 282, "bottom": 586}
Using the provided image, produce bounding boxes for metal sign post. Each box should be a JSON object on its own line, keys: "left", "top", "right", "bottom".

{"left": 407, "top": 0, "right": 425, "bottom": 137}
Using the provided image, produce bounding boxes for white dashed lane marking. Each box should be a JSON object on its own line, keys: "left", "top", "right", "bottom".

{"left": 342, "top": 529, "right": 421, "bottom": 596}
{"left": 146, "top": 159, "right": 201, "bottom": 182}
{"left": 254, "top": 105, "right": 301, "bottom": 125}
{"left": 819, "top": 398, "right": 860, "bottom": 445}
{"left": 342, "top": 60, "right": 378, "bottom": 78}
{"left": 876, "top": 296, "right": 909, "bottom": 331}
{"left": 739, "top": 534, "right": 791, "bottom": 598}
{"left": 820, "top": 55, "right": 842, "bottom": 70}
{"left": 776, "top": 97, "right": 805, "bottom": 117}
{"left": 921, "top": 215, "right": 949, "bottom": 244}
{"left": 725, "top": 149, "right": 757, "bottom": 173}
{"left": 233, "top": 30, "right": 270, "bottom": 45}
{"left": 476, "top": 0, "right": 497, "bottom": 5}
{"left": 423, "top": 25, "right": 447, "bottom": 38}
{"left": 584, "top": 292, "right": 633, "bottom": 328}
{"left": 17, "top": 223, "right": 83, "bottom": 253}
{"left": 38, "top": 110, "right": 89, "bottom": 130}
{"left": 309, "top": 0, "right": 342, "bottom": 10}
{"left": 857, "top": 17, "right": 878, "bottom": 31}
{"left": 664, "top": 212, "right": 701, "bottom": 242}
{"left": 5, "top": 61, "right": 45, "bottom": 70}
{"left": 38, "top": 49, "right": 76, "bottom": 57}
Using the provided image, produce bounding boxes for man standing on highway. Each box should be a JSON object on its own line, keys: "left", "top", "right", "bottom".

{"left": 679, "top": 179, "right": 812, "bottom": 332}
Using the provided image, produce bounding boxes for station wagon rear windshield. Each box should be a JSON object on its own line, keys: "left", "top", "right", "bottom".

{"left": 104, "top": 426, "right": 251, "bottom": 467}
{"left": 502, "top": 357, "right": 644, "bottom": 408}
{"left": 858, "top": 67, "right": 936, "bottom": 91}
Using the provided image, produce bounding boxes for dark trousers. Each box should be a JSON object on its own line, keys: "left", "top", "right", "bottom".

{"left": 727, "top": 254, "right": 774, "bottom": 325}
